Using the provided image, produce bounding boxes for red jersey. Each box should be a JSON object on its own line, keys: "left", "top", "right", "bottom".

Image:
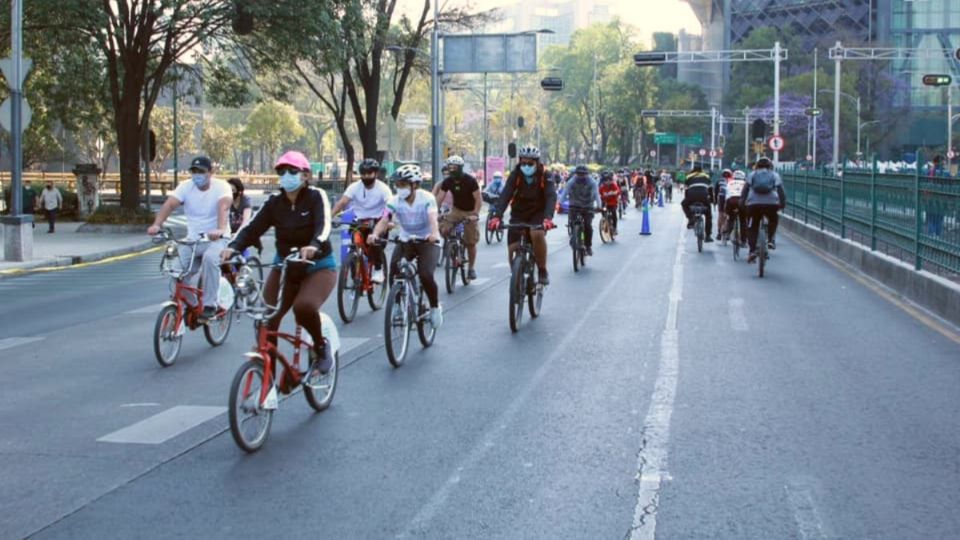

{"left": 598, "top": 181, "right": 621, "bottom": 207}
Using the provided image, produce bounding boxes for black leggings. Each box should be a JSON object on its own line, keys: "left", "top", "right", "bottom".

{"left": 263, "top": 268, "right": 337, "bottom": 352}
{"left": 746, "top": 205, "right": 780, "bottom": 251}
{"left": 389, "top": 242, "right": 440, "bottom": 307}
{"left": 569, "top": 208, "right": 595, "bottom": 247}
{"left": 604, "top": 206, "right": 618, "bottom": 231}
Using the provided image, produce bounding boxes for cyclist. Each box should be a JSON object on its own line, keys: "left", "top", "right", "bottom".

{"left": 740, "top": 157, "right": 787, "bottom": 262}
{"left": 660, "top": 169, "right": 673, "bottom": 203}
{"left": 221, "top": 150, "right": 336, "bottom": 375}
{"left": 598, "top": 170, "right": 621, "bottom": 234}
{"left": 561, "top": 164, "right": 601, "bottom": 256}
{"left": 723, "top": 170, "right": 748, "bottom": 245}
{"left": 330, "top": 158, "right": 392, "bottom": 283}
{"left": 436, "top": 155, "right": 482, "bottom": 280}
{"left": 488, "top": 145, "right": 557, "bottom": 285}
{"left": 226, "top": 177, "right": 262, "bottom": 255}
{"left": 370, "top": 164, "right": 444, "bottom": 327}
{"left": 681, "top": 163, "right": 714, "bottom": 243}
{"left": 644, "top": 170, "right": 657, "bottom": 204}
{"left": 483, "top": 171, "right": 505, "bottom": 207}
{"left": 148, "top": 156, "right": 232, "bottom": 321}
{"left": 715, "top": 169, "right": 732, "bottom": 238}
{"left": 616, "top": 170, "right": 630, "bottom": 208}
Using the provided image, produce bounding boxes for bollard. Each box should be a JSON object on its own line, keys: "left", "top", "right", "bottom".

{"left": 639, "top": 200, "right": 652, "bottom": 236}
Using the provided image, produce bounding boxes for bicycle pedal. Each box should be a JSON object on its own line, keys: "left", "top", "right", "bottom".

{"left": 263, "top": 386, "right": 279, "bottom": 410}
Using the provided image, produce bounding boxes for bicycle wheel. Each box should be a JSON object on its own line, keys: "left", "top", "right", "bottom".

{"left": 758, "top": 222, "right": 767, "bottom": 278}
{"left": 733, "top": 221, "right": 741, "bottom": 261}
{"left": 304, "top": 351, "right": 338, "bottom": 412}
{"left": 599, "top": 216, "right": 612, "bottom": 244}
{"left": 367, "top": 252, "right": 388, "bottom": 311}
{"left": 444, "top": 242, "right": 457, "bottom": 294}
{"left": 337, "top": 252, "right": 361, "bottom": 323}
{"left": 228, "top": 359, "right": 274, "bottom": 453}
{"left": 459, "top": 245, "right": 469, "bottom": 286}
{"left": 245, "top": 255, "right": 264, "bottom": 303}
{"left": 153, "top": 304, "right": 182, "bottom": 367}
{"left": 384, "top": 284, "right": 411, "bottom": 368}
{"left": 495, "top": 227, "right": 503, "bottom": 243}
{"left": 416, "top": 291, "right": 437, "bottom": 347}
{"left": 203, "top": 303, "right": 234, "bottom": 346}
{"left": 485, "top": 218, "right": 494, "bottom": 244}
{"left": 571, "top": 225, "right": 581, "bottom": 273}
{"left": 508, "top": 256, "right": 525, "bottom": 333}
{"left": 696, "top": 218, "right": 704, "bottom": 253}
{"left": 527, "top": 268, "right": 543, "bottom": 318}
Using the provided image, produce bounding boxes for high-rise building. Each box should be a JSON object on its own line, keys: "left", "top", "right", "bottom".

{"left": 496, "top": 0, "right": 613, "bottom": 48}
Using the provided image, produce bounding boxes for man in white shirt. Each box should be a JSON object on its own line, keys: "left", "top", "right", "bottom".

{"left": 148, "top": 156, "right": 232, "bottom": 320}
{"left": 330, "top": 158, "right": 393, "bottom": 283}
{"left": 38, "top": 182, "right": 64, "bottom": 233}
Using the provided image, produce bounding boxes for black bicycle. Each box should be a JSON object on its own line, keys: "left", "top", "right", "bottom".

{"left": 442, "top": 218, "right": 471, "bottom": 293}
{"left": 567, "top": 208, "right": 593, "bottom": 272}
{"left": 599, "top": 207, "right": 616, "bottom": 244}
{"left": 756, "top": 215, "right": 770, "bottom": 278}
{"left": 730, "top": 210, "right": 743, "bottom": 261}
{"left": 382, "top": 238, "right": 438, "bottom": 367}
{"left": 505, "top": 224, "right": 546, "bottom": 333}
{"left": 690, "top": 203, "right": 707, "bottom": 253}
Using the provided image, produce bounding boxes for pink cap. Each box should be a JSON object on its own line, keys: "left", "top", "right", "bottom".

{"left": 274, "top": 151, "right": 310, "bottom": 171}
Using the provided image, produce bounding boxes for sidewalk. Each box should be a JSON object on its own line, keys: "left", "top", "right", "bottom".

{"left": 0, "top": 222, "right": 156, "bottom": 276}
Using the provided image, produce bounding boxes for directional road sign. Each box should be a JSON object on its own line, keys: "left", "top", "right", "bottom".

{"left": 0, "top": 96, "right": 32, "bottom": 133}
{"left": 768, "top": 135, "right": 785, "bottom": 152}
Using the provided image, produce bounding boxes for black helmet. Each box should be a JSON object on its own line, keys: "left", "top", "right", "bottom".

{"left": 359, "top": 158, "right": 380, "bottom": 174}
{"left": 574, "top": 164, "right": 590, "bottom": 175}
{"left": 756, "top": 157, "right": 773, "bottom": 169}
{"left": 600, "top": 170, "right": 614, "bottom": 180}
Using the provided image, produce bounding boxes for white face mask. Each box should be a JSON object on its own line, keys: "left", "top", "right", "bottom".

{"left": 396, "top": 187, "right": 412, "bottom": 199}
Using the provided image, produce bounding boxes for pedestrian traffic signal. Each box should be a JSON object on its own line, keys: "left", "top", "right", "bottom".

{"left": 922, "top": 74, "right": 952, "bottom": 86}
{"left": 633, "top": 53, "right": 667, "bottom": 67}
{"left": 751, "top": 119, "right": 766, "bottom": 141}
{"left": 540, "top": 77, "right": 563, "bottom": 91}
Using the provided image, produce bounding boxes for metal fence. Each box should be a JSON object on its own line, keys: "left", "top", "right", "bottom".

{"left": 780, "top": 163, "right": 960, "bottom": 277}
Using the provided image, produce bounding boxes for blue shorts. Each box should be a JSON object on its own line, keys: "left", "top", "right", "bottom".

{"left": 273, "top": 253, "right": 337, "bottom": 274}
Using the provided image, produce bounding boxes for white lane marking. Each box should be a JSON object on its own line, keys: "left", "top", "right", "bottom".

{"left": 729, "top": 298, "right": 749, "bottom": 332}
{"left": 120, "top": 403, "right": 161, "bottom": 408}
{"left": 339, "top": 337, "right": 368, "bottom": 356}
{"left": 468, "top": 278, "right": 491, "bottom": 286}
{"left": 630, "top": 221, "right": 684, "bottom": 540}
{"left": 491, "top": 262, "right": 509, "bottom": 269}
{"left": 126, "top": 304, "right": 164, "bottom": 315}
{"left": 0, "top": 336, "right": 44, "bottom": 351}
{"left": 785, "top": 481, "right": 828, "bottom": 539}
{"left": 97, "top": 405, "right": 226, "bottom": 445}
{"left": 398, "top": 223, "right": 653, "bottom": 540}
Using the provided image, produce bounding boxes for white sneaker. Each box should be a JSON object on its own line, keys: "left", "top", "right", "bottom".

{"left": 430, "top": 306, "right": 444, "bottom": 328}
{"left": 371, "top": 268, "right": 385, "bottom": 284}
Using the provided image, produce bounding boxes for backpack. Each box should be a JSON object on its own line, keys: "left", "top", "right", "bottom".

{"left": 751, "top": 170, "right": 776, "bottom": 194}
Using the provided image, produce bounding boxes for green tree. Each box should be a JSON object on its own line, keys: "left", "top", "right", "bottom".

{"left": 149, "top": 106, "right": 197, "bottom": 169}
{"left": 243, "top": 100, "right": 305, "bottom": 171}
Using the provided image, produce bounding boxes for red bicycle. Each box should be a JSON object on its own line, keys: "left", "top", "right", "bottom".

{"left": 228, "top": 251, "right": 341, "bottom": 453}
{"left": 334, "top": 219, "right": 388, "bottom": 323}
{"left": 152, "top": 228, "right": 235, "bottom": 367}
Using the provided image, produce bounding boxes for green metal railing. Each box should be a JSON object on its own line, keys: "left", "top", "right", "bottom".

{"left": 780, "top": 159, "right": 960, "bottom": 276}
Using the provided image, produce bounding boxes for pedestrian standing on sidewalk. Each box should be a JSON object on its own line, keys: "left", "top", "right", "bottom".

{"left": 38, "top": 182, "right": 63, "bottom": 233}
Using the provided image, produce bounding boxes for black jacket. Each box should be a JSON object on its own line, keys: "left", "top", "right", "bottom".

{"left": 684, "top": 172, "right": 714, "bottom": 202}
{"left": 493, "top": 164, "right": 557, "bottom": 221}
{"left": 230, "top": 187, "right": 332, "bottom": 259}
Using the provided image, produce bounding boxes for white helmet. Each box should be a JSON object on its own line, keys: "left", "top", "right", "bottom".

{"left": 392, "top": 163, "right": 423, "bottom": 184}
{"left": 733, "top": 170, "right": 746, "bottom": 180}
{"left": 517, "top": 145, "right": 541, "bottom": 160}
{"left": 445, "top": 155, "right": 465, "bottom": 167}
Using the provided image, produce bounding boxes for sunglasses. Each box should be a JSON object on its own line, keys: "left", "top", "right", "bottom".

{"left": 520, "top": 160, "right": 536, "bottom": 166}
{"left": 276, "top": 167, "right": 304, "bottom": 176}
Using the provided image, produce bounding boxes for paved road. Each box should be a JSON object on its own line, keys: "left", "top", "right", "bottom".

{"left": 1, "top": 200, "right": 958, "bottom": 539}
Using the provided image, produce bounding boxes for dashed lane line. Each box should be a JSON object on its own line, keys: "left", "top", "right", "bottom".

{"left": 729, "top": 298, "right": 749, "bottom": 332}
{"left": 97, "top": 406, "right": 227, "bottom": 445}
{"left": 0, "top": 336, "right": 45, "bottom": 351}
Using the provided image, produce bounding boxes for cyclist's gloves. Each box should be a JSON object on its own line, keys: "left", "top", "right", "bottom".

{"left": 488, "top": 217, "right": 501, "bottom": 231}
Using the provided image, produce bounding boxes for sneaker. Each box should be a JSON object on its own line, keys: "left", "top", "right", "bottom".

{"left": 704, "top": 236, "right": 714, "bottom": 243}
{"left": 686, "top": 219, "right": 695, "bottom": 229}
{"left": 586, "top": 246, "right": 593, "bottom": 256}
{"left": 200, "top": 305, "right": 218, "bottom": 322}
{"left": 309, "top": 339, "right": 334, "bottom": 378}
{"left": 467, "top": 268, "right": 477, "bottom": 281}
{"left": 538, "top": 269, "right": 550, "bottom": 286}
{"left": 768, "top": 239, "right": 776, "bottom": 250}
{"left": 748, "top": 251, "right": 758, "bottom": 263}
{"left": 371, "top": 268, "right": 385, "bottom": 284}
{"left": 430, "top": 306, "right": 444, "bottom": 328}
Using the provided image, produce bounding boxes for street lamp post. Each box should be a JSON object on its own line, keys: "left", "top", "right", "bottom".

{"left": 2, "top": 0, "right": 32, "bottom": 261}
{"left": 430, "top": 0, "right": 440, "bottom": 182}
{"left": 820, "top": 87, "right": 861, "bottom": 165}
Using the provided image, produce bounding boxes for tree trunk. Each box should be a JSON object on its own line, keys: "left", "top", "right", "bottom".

{"left": 115, "top": 104, "right": 143, "bottom": 210}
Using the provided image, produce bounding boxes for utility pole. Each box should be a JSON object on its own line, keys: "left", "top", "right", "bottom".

{"left": 2, "top": 0, "right": 32, "bottom": 261}
{"left": 813, "top": 48, "right": 818, "bottom": 169}
{"left": 773, "top": 41, "right": 782, "bottom": 166}
{"left": 833, "top": 41, "right": 842, "bottom": 173}
{"left": 430, "top": 0, "right": 440, "bottom": 181}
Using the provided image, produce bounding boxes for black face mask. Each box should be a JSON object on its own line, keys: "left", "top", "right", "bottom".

{"left": 361, "top": 176, "right": 376, "bottom": 187}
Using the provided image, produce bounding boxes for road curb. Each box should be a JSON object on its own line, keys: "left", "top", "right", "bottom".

{"left": 0, "top": 239, "right": 160, "bottom": 280}
{"left": 780, "top": 214, "right": 960, "bottom": 329}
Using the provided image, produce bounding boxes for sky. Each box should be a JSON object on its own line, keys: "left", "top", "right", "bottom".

{"left": 396, "top": 0, "right": 701, "bottom": 43}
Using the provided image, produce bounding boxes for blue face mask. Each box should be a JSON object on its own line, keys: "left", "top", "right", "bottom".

{"left": 192, "top": 173, "right": 209, "bottom": 189}
{"left": 520, "top": 164, "right": 536, "bottom": 177}
{"left": 280, "top": 172, "right": 302, "bottom": 192}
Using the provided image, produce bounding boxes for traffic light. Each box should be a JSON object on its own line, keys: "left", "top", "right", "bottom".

{"left": 634, "top": 53, "right": 667, "bottom": 66}
{"left": 540, "top": 77, "right": 563, "bottom": 91}
{"left": 508, "top": 143, "right": 517, "bottom": 159}
{"left": 922, "top": 74, "right": 952, "bottom": 86}
{"left": 517, "top": 116, "right": 525, "bottom": 129}
{"left": 751, "top": 119, "right": 766, "bottom": 141}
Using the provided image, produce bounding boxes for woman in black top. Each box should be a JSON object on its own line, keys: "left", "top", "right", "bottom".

{"left": 227, "top": 178, "right": 261, "bottom": 254}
